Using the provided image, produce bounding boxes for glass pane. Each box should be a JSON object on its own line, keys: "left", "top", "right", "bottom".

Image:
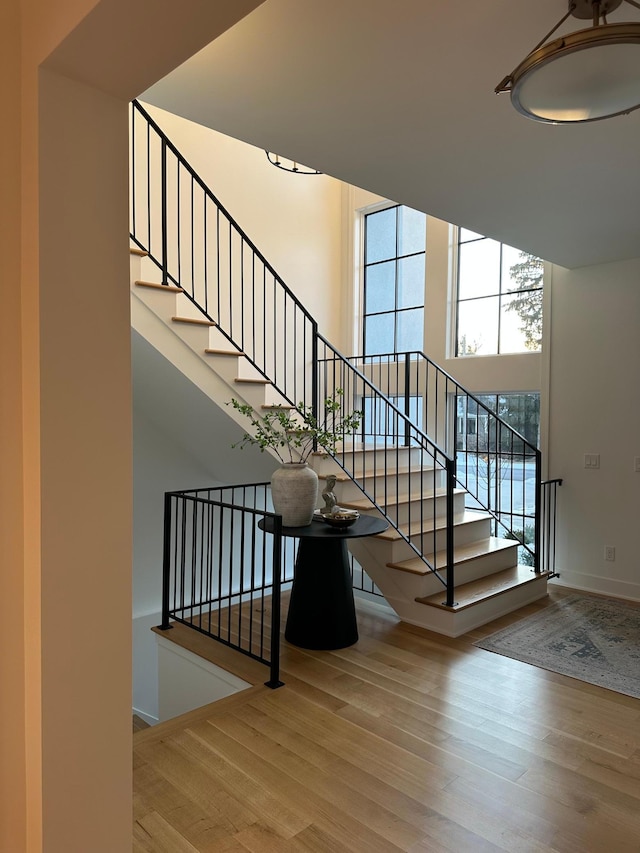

{"left": 500, "top": 290, "right": 543, "bottom": 353}
{"left": 457, "top": 296, "right": 499, "bottom": 356}
{"left": 397, "top": 254, "right": 425, "bottom": 309}
{"left": 458, "top": 238, "right": 501, "bottom": 299}
{"left": 364, "top": 312, "right": 394, "bottom": 357}
{"left": 502, "top": 245, "right": 543, "bottom": 294}
{"left": 365, "top": 207, "right": 396, "bottom": 264}
{"left": 365, "top": 261, "right": 395, "bottom": 314}
{"left": 396, "top": 307, "right": 424, "bottom": 352}
{"left": 398, "top": 207, "right": 426, "bottom": 256}
{"left": 459, "top": 227, "right": 485, "bottom": 242}
{"left": 498, "top": 393, "right": 540, "bottom": 446}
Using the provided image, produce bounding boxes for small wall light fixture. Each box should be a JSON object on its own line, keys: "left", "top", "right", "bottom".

{"left": 265, "top": 151, "right": 322, "bottom": 174}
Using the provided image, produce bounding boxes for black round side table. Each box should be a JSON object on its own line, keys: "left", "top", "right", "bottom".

{"left": 259, "top": 514, "right": 388, "bottom": 650}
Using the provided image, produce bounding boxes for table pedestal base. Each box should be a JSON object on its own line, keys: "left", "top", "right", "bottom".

{"left": 284, "top": 537, "right": 358, "bottom": 650}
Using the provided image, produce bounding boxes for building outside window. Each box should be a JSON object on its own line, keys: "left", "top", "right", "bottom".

{"left": 456, "top": 229, "right": 543, "bottom": 357}
{"left": 362, "top": 205, "right": 426, "bottom": 357}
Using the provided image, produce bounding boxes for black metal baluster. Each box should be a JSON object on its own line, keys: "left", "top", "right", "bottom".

{"left": 265, "top": 513, "right": 284, "bottom": 688}
{"left": 216, "top": 208, "right": 221, "bottom": 324}
{"left": 160, "top": 493, "right": 174, "bottom": 630}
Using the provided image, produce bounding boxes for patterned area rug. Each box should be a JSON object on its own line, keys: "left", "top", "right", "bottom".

{"left": 475, "top": 595, "right": 640, "bottom": 699}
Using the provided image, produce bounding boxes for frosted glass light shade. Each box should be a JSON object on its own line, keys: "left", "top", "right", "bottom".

{"left": 509, "top": 23, "right": 640, "bottom": 123}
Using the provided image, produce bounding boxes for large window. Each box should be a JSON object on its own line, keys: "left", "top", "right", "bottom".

{"left": 363, "top": 205, "right": 426, "bottom": 357}
{"left": 456, "top": 229, "right": 543, "bottom": 357}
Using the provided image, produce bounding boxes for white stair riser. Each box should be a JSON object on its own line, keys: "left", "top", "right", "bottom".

{"left": 134, "top": 285, "right": 179, "bottom": 320}
{"left": 175, "top": 292, "right": 211, "bottom": 320}
{"left": 231, "top": 382, "right": 271, "bottom": 408}
{"left": 312, "top": 445, "right": 428, "bottom": 477}
{"left": 170, "top": 321, "right": 213, "bottom": 351}
{"left": 204, "top": 353, "right": 244, "bottom": 383}
{"left": 377, "top": 489, "right": 466, "bottom": 527}
{"left": 351, "top": 539, "right": 518, "bottom": 602}
{"left": 348, "top": 488, "right": 465, "bottom": 529}
{"left": 324, "top": 469, "right": 446, "bottom": 503}
{"left": 390, "top": 576, "right": 549, "bottom": 637}
{"left": 375, "top": 516, "right": 493, "bottom": 564}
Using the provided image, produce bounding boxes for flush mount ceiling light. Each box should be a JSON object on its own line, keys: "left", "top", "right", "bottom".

{"left": 496, "top": 0, "right": 640, "bottom": 123}
{"left": 265, "top": 151, "right": 322, "bottom": 174}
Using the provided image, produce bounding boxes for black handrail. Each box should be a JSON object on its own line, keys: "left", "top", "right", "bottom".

{"left": 159, "top": 483, "right": 290, "bottom": 688}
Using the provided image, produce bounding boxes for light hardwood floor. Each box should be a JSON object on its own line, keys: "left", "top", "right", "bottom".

{"left": 133, "top": 586, "right": 640, "bottom": 852}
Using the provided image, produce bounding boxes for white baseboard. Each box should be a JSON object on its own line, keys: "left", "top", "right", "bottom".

{"left": 132, "top": 707, "right": 159, "bottom": 726}
{"left": 551, "top": 572, "right": 640, "bottom": 602}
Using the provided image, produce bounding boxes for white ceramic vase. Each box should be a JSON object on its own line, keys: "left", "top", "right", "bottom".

{"left": 270, "top": 462, "right": 319, "bottom": 527}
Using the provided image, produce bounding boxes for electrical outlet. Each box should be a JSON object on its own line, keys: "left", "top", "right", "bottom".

{"left": 604, "top": 546, "right": 615, "bottom": 562}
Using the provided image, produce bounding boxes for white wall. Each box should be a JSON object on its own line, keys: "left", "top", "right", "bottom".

{"left": 132, "top": 405, "right": 221, "bottom": 722}
{"left": 132, "top": 611, "right": 162, "bottom": 723}
{"left": 156, "top": 637, "right": 250, "bottom": 721}
{"left": 548, "top": 259, "right": 640, "bottom": 599}
{"left": 140, "top": 103, "right": 345, "bottom": 348}
{"left": 133, "top": 406, "right": 222, "bottom": 617}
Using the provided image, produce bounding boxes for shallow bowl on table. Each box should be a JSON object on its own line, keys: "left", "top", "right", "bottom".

{"left": 320, "top": 509, "right": 360, "bottom": 529}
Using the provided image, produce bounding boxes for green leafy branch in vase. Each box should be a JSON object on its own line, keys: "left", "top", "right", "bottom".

{"left": 228, "top": 389, "right": 362, "bottom": 464}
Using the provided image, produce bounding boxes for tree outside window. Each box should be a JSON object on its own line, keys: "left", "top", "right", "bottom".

{"left": 456, "top": 229, "right": 543, "bottom": 357}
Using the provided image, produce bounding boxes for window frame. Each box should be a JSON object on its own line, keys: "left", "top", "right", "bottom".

{"left": 361, "top": 203, "right": 426, "bottom": 359}
{"left": 455, "top": 228, "right": 544, "bottom": 358}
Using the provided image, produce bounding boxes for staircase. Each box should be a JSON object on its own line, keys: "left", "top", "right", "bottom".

{"left": 129, "top": 100, "right": 549, "bottom": 639}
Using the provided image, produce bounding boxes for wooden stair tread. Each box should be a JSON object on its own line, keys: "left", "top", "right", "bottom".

{"left": 339, "top": 487, "right": 465, "bottom": 511}
{"left": 375, "top": 510, "right": 490, "bottom": 541}
{"left": 129, "top": 247, "right": 148, "bottom": 256}
{"left": 415, "top": 565, "right": 549, "bottom": 611}
{"left": 171, "top": 316, "right": 216, "bottom": 326}
{"left": 317, "top": 464, "right": 436, "bottom": 482}
{"left": 204, "top": 348, "right": 245, "bottom": 357}
{"left": 261, "top": 403, "right": 294, "bottom": 410}
{"left": 388, "top": 536, "right": 518, "bottom": 575}
{"left": 234, "top": 377, "right": 270, "bottom": 385}
{"left": 135, "top": 279, "right": 182, "bottom": 292}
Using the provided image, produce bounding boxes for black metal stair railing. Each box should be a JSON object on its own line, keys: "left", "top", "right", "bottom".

{"left": 130, "top": 99, "right": 547, "bottom": 615}
{"left": 345, "top": 352, "right": 544, "bottom": 569}
{"left": 540, "top": 478, "right": 562, "bottom": 577}
{"left": 130, "top": 100, "right": 317, "bottom": 418}
{"left": 130, "top": 99, "right": 459, "bottom": 601}
{"left": 315, "top": 334, "right": 457, "bottom": 598}
{"left": 161, "top": 483, "right": 293, "bottom": 688}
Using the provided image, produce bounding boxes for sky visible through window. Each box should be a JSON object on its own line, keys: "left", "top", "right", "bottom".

{"left": 363, "top": 206, "right": 426, "bottom": 357}
{"left": 457, "top": 229, "right": 543, "bottom": 357}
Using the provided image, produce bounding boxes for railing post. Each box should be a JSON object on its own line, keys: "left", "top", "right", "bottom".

{"left": 159, "top": 492, "right": 173, "bottom": 630}
{"left": 404, "top": 355, "right": 411, "bottom": 447}
{"left": 311, "top": 321, "right": 319, "bottom": 447}
{"left": 161, "top": 137, "right": 168, "bottom": 285}
{"left": 265, "top": 514, "right": 285, "bottom": 688}
{"left": 534, "top": 449, "right": 542, "bottom": 573}
{"left": 445, "top": 457, "right": 456, "bottom": 607}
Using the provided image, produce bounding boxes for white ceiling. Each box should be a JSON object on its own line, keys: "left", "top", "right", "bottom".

{"left": 142, "top": 0, "right": 640, "bottom": 269}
